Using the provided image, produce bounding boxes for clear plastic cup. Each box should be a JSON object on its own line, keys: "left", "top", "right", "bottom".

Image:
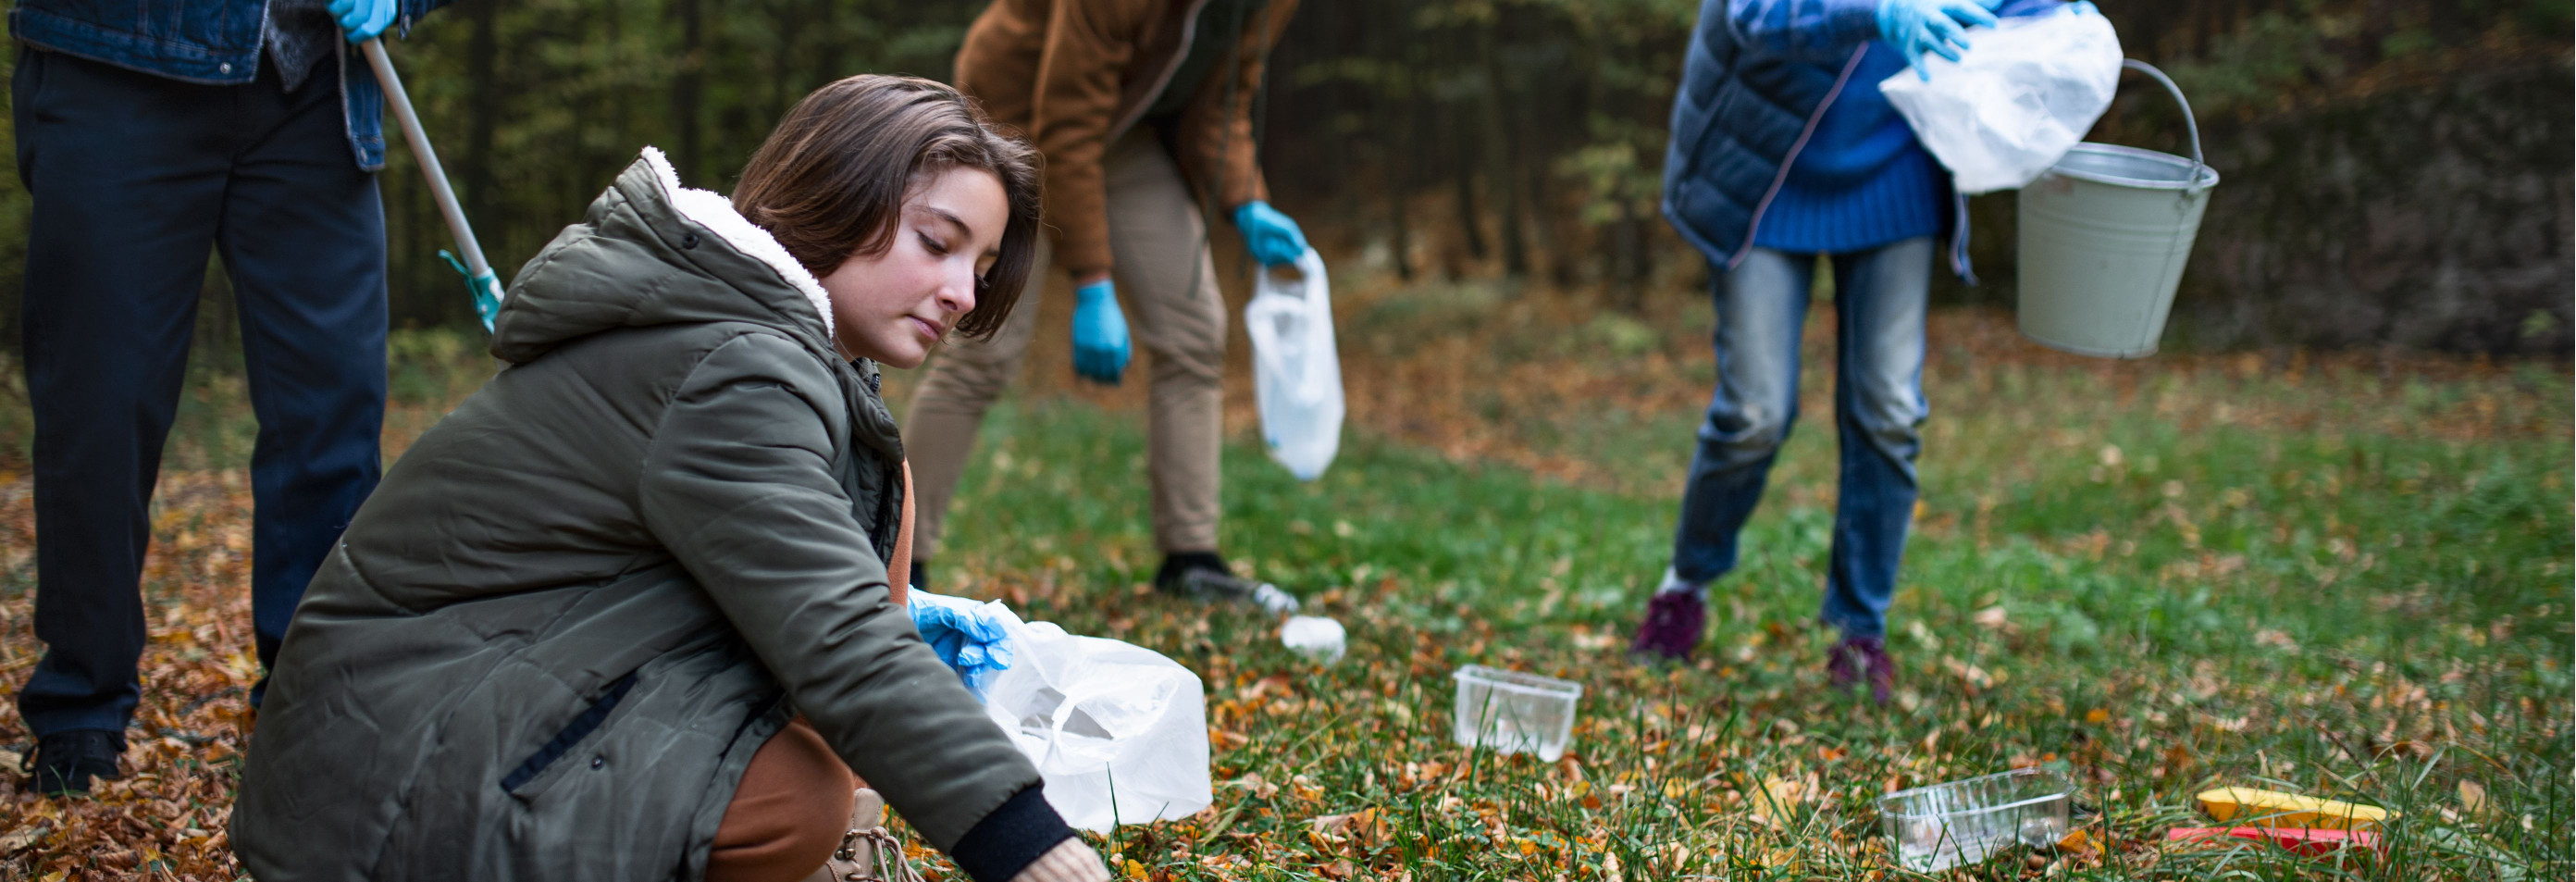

{"left": 1879, "top": 767, "right": 2075, "bottom": 872}
{"left": 1450, "top": 665, "right": 1581, "bottom": 762}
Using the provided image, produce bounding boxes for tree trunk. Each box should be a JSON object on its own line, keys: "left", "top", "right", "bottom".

{"left": 1389, "top": 172, "right": 1413, "bottom": 282}
{"left": 810, "top": 0, "right": 844, "bottom": 89}
{"left": 1614, "top": 197, "right": 1646, "bottom": 313}
{"left": 1450, "top": 106, "right": 1487, "bottom": 265}
{"left": 1476, "top": 27, "right": 1527, "bottom": 278}
{"left": 463, "top": 0, "right": 500, "bottom": 255}
{"left": 670, "top": 0, "right": 705, "bottom": 182}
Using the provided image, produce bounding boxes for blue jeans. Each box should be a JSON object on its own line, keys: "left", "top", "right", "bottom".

{"left": 1670, "top": 237, "right": 1931, "bottom": 640}
{"left": 14, "top": 49, "right": 388, "bottom": 736}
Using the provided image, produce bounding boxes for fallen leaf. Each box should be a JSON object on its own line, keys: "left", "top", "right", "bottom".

{"left": 0, "top": 825, "right": 46, "bottom": 854}
{"left": 2057, "top": 828, "right": 2097, "bottom": 854}
{"left": 2458, "top": 779, "right": 2489, "bottom": 816}
{"left": 1758, "top": 776, "right": 1804, "bottom": 812}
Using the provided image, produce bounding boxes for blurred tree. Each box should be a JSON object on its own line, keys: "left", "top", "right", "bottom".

{"left": 0, "top": 0, "right": 2563, "bottom": 354}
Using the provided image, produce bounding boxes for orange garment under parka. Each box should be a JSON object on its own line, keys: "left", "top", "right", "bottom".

{"left": 955, "top": 0, "right": 1299, "bottom": 282}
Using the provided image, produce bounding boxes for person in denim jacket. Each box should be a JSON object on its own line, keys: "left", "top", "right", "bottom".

{"left": 9, "top": 0, "right": 452, "bottom": 794}
{"left": 1631, "top": 0, "right": 2068, "bottom": 702}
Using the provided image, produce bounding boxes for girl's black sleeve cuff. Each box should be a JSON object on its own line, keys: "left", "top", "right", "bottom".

{"left": 947, "top": 784, "right": 1078, "bottom": 882}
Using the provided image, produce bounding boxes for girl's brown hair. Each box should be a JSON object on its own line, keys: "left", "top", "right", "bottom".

{"left": 734, "top": 75, "right": 1041, "bottom": 340}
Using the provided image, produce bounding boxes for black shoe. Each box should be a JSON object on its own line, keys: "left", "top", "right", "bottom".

{"left": 1154, "top": 552, "right": 1299, "bottom": 612}
{"left": 1154, "top": 552, "right": 1231, "bottom": 596}
{"left": 26, "top": 729, "right": 125, "bottom": 796}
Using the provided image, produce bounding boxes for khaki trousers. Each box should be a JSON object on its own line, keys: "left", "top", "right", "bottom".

{"left": 905, "top": 129, "right": 1228, "bottom": 559}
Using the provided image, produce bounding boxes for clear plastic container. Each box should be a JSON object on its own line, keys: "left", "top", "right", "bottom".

{"left": 1451, "top": 665, "right": 1581, "bottom": 762}
{"left": 1879, "top": 767, "right": 2074, "bottom": 872}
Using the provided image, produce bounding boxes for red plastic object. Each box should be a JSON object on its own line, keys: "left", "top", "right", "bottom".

{"left": 2167, "top": 826, "right": 2383, "bottom": 856}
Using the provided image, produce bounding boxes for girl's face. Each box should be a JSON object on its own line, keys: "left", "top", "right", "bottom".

{"left": 819, "top": 167, "right": 1007, "bottom": 368}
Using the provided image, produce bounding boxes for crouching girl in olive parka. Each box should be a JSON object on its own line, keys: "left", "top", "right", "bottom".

{"left": 232, "top": 76, "right": 1109, "bottom": 882}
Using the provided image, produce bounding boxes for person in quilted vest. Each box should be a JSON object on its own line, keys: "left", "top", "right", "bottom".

{"left": 1634, "top": 0, "right": 2070, "bottom": 704}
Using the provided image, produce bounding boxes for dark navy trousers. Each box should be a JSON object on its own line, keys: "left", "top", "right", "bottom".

{"left": 13, "top": 47, "right": 386, "bottom": 737}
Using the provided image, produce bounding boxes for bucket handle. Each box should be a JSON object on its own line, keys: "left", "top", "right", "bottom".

{"left": 2117, "top": 59, "right": 2208, "bottom": 187}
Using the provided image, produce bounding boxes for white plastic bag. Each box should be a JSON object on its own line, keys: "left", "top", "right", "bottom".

{"left": 1879, "top": 4, "right": 2122, "bottom": 194}
{"left": 1243, "top": 248, "right": 1343, "bottom": 480}
{"left": 982, "top": 618, "right": 1210, "bottom": 831}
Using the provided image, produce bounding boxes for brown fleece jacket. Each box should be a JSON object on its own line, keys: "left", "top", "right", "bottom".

{"left": 956, "top": 0, "right": 1299, "bottom": 282}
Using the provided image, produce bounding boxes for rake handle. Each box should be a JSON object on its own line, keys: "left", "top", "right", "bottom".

{"left": 361, "top": 37, "right": 491, "bottom": 280}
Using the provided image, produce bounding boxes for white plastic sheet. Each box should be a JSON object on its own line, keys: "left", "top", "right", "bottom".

{"left": 1243, "top": 248, "right": 1344, "bottom": 480}
{"left": 982, "top": 618, "right": 1211, "bottom": 831}
{"left": 1880, "top": 5, "right": 2123, "bottom": 194}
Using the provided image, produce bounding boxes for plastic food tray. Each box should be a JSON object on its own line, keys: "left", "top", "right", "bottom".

{"left": 1880, "top": 767, "right": 2074, "bottom": 871}
{"left": 1450, "top": 665, "right": 1580, "bottom": 762}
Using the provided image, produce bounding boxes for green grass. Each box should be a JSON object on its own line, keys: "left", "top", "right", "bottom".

{"left": 903, "top": 316, "right": 2569, "bottom": 879}
{"left": 0, "top": 300, "right": 2561, "bottom": 880}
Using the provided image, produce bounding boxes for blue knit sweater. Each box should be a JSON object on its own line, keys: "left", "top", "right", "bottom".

{"left": 1752, "top": 41, "right": 1948, "bottom": 255}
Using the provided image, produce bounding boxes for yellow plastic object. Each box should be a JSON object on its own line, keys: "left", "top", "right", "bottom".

{"left": 2197, "top": 788, "right": 2394, "bottom": 832}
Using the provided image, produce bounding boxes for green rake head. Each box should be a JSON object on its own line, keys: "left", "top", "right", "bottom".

{"left": 439, "top": 249, "right": 504, "bottom": 331}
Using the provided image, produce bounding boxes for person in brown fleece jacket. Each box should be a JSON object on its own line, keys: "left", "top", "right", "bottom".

{"left": 907, "top": 0, "right": 1308, "bottom": 600}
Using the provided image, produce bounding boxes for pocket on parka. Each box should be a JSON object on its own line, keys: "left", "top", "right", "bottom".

{"left": 502, "top": 670, "right": 641, "bottom": 801}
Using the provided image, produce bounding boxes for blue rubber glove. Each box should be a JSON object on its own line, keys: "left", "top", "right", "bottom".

{"left": 328, "top": 0, "right": 399, "bottom": 43}
{"left": 908, "top": 590, "right": 1018, "bottom": 701}
{"left": 1070, "top": 279, "right": 1132, "bottom": 384}
{"left": 1232, "top": 201, "right": 1309, "bottom": 267}
{"left": 1876, "top": 0, "right": 1999, "bottom": 79}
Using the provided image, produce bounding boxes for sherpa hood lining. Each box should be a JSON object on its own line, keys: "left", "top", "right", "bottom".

{"left": 637, "top": 146, "right": 836, "bottom": 339}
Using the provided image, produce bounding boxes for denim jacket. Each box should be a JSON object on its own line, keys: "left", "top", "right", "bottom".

{"left": 9, "top": 0, "right": 454, "bottom": 170}
{"left": 1660, "top": 0, "right": 2062, "bottom": 280}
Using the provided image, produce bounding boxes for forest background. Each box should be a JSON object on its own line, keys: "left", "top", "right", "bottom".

{"left": 0, "top": 0, "right": 2568, "bottom": 359}
{"left": 0, "top": 2, "right": 2569, "bottom": 879}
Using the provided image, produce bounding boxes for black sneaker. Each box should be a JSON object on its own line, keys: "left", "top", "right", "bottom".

{"left": 25, "top": 729, "right": 125, "bottom": 796}
{"left": 1154, "top": 553, "right": 1300, "bottom": 613}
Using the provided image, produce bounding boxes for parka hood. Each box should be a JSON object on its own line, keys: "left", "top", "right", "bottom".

{"left": 489, "top": 148, "right": 839, "bottom": 365}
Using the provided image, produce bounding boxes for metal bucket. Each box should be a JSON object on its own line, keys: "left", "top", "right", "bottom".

{"left": 2015, "top": 60, "right": 2219, "bottom": 358}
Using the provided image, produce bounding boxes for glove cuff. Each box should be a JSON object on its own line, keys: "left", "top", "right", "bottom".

{"left": 1073, "top": 280, "right": 1116, "bottom": 304}
{"left": 950, "top": 785, "right": 1082, "bottom": 882}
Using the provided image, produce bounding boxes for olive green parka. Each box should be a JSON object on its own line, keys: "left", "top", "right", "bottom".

{"left": 232, "top": 149, "right": 1044, "bottom": 880}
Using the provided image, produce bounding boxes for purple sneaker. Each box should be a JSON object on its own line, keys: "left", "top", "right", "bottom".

{"left": 1628, "top": 591, "right": 1706, "bottom": 662}
{"left": 1827, "top": 635, "right": 1895, "bottom": 704}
